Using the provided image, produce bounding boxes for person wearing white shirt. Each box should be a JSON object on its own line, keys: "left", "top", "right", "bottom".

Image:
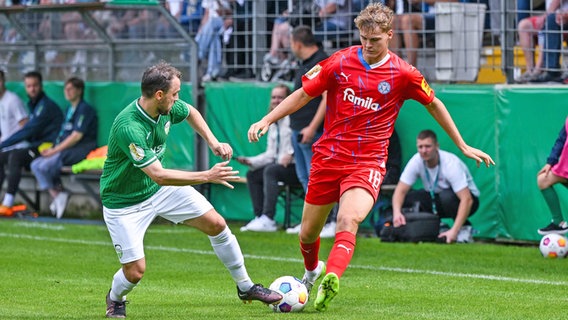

{"left": 237, "top": 84, "right": 299, "bottom": 232}
{"left": 391, "top": 129, "right": 480, "bottom": 243}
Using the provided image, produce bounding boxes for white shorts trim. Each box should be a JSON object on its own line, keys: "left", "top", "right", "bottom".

{"left": 103, "top": 185, "right": 213, "bottom": 264}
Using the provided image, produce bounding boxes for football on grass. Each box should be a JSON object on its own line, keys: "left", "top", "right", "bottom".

{"left": 268, "top": 276, "right": 309, "bottom": 313}
{"left": 539, "top": 233, "right": 568, "bottom": 258}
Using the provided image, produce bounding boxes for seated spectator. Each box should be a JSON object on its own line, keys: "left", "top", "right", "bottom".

{"left": 530, "top": 0, "right": 568, "bottom": 83}
{"left": 0, "top": 71, "right": 63, "bottom": 216}
{"left": 0, "top": 70, "right": 28, "bottom": 216}
{"left": 536, "top": 116, "right": 568, "bottom": 235}
{"left": 516, "top": 0, "right": 553, "bottom": 82}
{"left": 392, "top": 0, "right": 457, "bottom": 67}
{"left": 195, "top": 0, "right": 233, "bottom": 82}
{"left": 30, "top": 77, "right": 98, "bottom": 219}
{"left": 391, "top": 129, "right": 480, "bottom": 244}
{"left": 237, "top": 84, "right": 300, "bottom": 232}
{"left": 313, "top": 0, "right": 353, "bottom": 42}
{"left": 179, "top": 0, "right": 204, "bottom": 35}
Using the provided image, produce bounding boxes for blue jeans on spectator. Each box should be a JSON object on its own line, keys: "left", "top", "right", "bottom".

{"left": 31, "top": 153, "right": 63, "bottom": 190}
{"left": 542, "top": 13, "right": 568, "bottom": 75}
{"left": 291, "top": 130, "right": 322, "bottom": 192}
{"left": 195, "top": 16, "right": 224, "bottom": 78}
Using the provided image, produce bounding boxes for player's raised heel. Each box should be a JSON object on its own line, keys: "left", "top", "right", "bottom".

{"left": 237, "top": 284, "right": 283, "bottom": 305}
{"left": 301, "top": 260, "right": 325, "bottom": 294}
{"left": 314, "top": 272, "right": 339, "bottom": 312}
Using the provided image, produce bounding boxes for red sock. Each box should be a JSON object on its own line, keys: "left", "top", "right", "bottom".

{"left": 326, "top": 231, "right": 356, "bottom": 279}
{"left": 300, "top": 237, "right": 320, "bottom": 271}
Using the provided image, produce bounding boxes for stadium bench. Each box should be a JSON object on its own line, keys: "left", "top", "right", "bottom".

{"left": 16, "top": 167, "right": 102, "bottom": 213}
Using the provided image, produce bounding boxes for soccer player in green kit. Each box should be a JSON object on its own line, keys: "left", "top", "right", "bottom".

{"left": 101, "top": 62, "right": 281, "bottom": 318}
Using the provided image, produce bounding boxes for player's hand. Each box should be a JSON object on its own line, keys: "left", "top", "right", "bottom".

{"left": 462, "top": 146, "right": 495, "bottom": 168}
{"left": 537, "top": 164, "right": 552, "bottom": 176}
{"left": 207, "top": 161, "right": 240, "bottom": 189}
{"left": 248, "top": 119, "right": 271, "bottom": 143}
{"left": 300, "top": 126, "right": 316, "bottom": 144}
{"left": 438, "top": 228, "right": 458, "bottom": 244}
{"left": 212, "top": 142, "right": 233, "bottom": 161}
{"left": 392, "top": 211, "right": 406, "bottom": 228}
{"left": 235, "top": 156, "right": 251, "bottom": 166}
{"left": 278, "top": 154, "right": 293, "bottom": 167}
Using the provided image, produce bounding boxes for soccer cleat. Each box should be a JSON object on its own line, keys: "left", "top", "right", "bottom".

{"left": 0, "top": 205, "right": 13, "bottom": 217}
{"left": 237, "top": 284, "right": 282, "bottom": 305}
{"left": 302, "top": 260, "right": 325, "bottom": 294}
{"left": 286, "top": 223, "right": 302, "bottom": 234}
{"left": 538, "top": 222, "right": 568, "bottom": 235}
{"left": 106, "top": 290, "right": 127, "bottom": 318}
{"left": 319, "top": 222, "right": 337, "bottom": 238}
{"left": 314, "top": 272, "right": 339, "bottom": 312}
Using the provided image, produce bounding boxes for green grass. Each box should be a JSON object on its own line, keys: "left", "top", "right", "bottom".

{"left": 0, "top": 218, "right": 566, "bottom": 320}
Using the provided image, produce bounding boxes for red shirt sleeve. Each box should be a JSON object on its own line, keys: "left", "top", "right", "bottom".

{"left": 403, "top": 64, "right": 435, "bottom": 105}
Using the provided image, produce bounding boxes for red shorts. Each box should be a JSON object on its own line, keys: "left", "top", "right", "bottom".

{"left": 527, "top": 15, "right": 545, "bottom": 30}
{"left": 305, "top": 153, "right": 386, "bottom": 205}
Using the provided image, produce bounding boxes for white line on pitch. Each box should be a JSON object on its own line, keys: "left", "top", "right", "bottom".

{"left": 0, "top": 232, "right": 565, "bottom": 287}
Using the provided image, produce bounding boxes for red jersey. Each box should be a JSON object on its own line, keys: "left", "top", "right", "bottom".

{"left": 302, "top": 46, "right": 435, "bottom": 165}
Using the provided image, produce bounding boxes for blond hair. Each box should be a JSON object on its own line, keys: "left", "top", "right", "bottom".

{"left": 354, "top": 2, "right": 394, "bottom": 34}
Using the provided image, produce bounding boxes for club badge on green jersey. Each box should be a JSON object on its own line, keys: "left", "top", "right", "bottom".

{"left": 129, "top": 143, "right": 145, "bottom": 161}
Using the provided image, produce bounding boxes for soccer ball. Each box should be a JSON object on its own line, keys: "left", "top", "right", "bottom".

{"left": 268, "top": 276, "right": 309, "bottom": 313}
{"left": 539, "top": 233, "right": 568, "bottom": 258}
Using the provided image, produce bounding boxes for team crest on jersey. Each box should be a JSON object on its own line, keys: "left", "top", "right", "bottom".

{"left": 305, "top": 64, "right": 322, "bottom": 80}
{"left": 114, "top": 244, "right": 123, "bottom": 259}
{"left": 377, "top": 81, "right": 391, "bottom": 94}
{"left": 129, "top": 143, "right": 145, "bottom": 161}
{"left": 421, "top": 78, "right": 432, "bottom": 96}
{"left": 165, "top": 121, "right": 171, "bottom": 135}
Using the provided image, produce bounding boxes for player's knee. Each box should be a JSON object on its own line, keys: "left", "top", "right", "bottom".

{"left": 124, "top": 261, "right": 145, "bottom": 283}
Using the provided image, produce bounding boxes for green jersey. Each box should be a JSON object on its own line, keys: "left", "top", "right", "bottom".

{"left": 100, "top": 99, "right": 190, "bottom": 208}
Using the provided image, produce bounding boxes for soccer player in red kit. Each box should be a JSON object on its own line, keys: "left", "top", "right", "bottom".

{"left": 248, "top": 2, "right": 494, "bottom": 312}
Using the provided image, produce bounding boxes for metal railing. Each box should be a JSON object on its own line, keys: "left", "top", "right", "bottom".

{"left": 0, "top": 1, "right": 563, "bottom": 84}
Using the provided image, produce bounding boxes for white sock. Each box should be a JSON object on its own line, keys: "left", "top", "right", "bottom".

{"left": 208, "top": 226, "right": 254, "bottom": 292}
{"left": 110, "top": 268, "right": 136, "bottom": 302}
{"left": 2, "top": 193, "right": 14, "bottom": 207}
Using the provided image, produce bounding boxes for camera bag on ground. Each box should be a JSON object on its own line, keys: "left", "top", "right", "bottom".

{"left": 379, "top": 211, "right": 440, "bottom": 243}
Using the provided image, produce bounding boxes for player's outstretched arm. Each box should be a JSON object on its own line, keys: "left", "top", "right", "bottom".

{"left": 248, "top": 88, "right": 314, "bottom": 142}
{"left": 425, "top": 98, "right": 495, "bottom": 167}
{"left": 141, "top": 160, "right": 240, "bottom": 188}
{"left": 186, "top": 104, "right": 232, "bottom": 160}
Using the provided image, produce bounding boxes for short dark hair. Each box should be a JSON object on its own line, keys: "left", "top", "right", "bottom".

{"left": 141, "top": 61, "right": 182, "bottom": 98}
{"left": 417, "top": 129, "right": 437, "bottom": 143}
{"left": 0, "top": 69, "right": 4, "bottom": 82}
{"left": 65, "top": 77, "right": 85, "bottom": 99}
{"left": 24, "top": 70, "right": 43, "bottom": 84}
{"left": 273, "top": 83, "right": 291, "bottom": 96}
{"left": 291, "top": 25, "right": 317, "bottom": 47}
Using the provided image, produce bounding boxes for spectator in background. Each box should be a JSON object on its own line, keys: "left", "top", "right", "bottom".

{"left": 391, "top": 129, "right": 480, "bottom": 243}
{"left": 238, "top": 84, "right": 299, "bottom": 232}
{"left": 391, "top": 0, "right": 457, "bottom": 67}
{"left": 0, "top": 69, "right": 28, "bottom": 216}
{"left": 179, "top": 0, "right": 204, "bottom": 35}
{"left": 313, "top": 0, "right": 352, "bottom": 42}
{"left": 530, "top": 0, "right": 568, "bottom": 83}
{"left": 30, "top": 77, "right": 98, "bottom": 219}
{"left": 536, "top": 116, "right": 568, "bottom": 235}
{"left": 284, "top": 25, "right": 338, "bottom": 238}
{"left": 195, "top": 0, "right": 233, "bottom": 82}
{"left": 0, "top": 71, "right": 63, "bottom": 216}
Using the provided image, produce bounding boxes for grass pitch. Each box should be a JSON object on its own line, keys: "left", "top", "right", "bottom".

{"left": 0, "top": 218, "right": 565, "bottom": 320}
